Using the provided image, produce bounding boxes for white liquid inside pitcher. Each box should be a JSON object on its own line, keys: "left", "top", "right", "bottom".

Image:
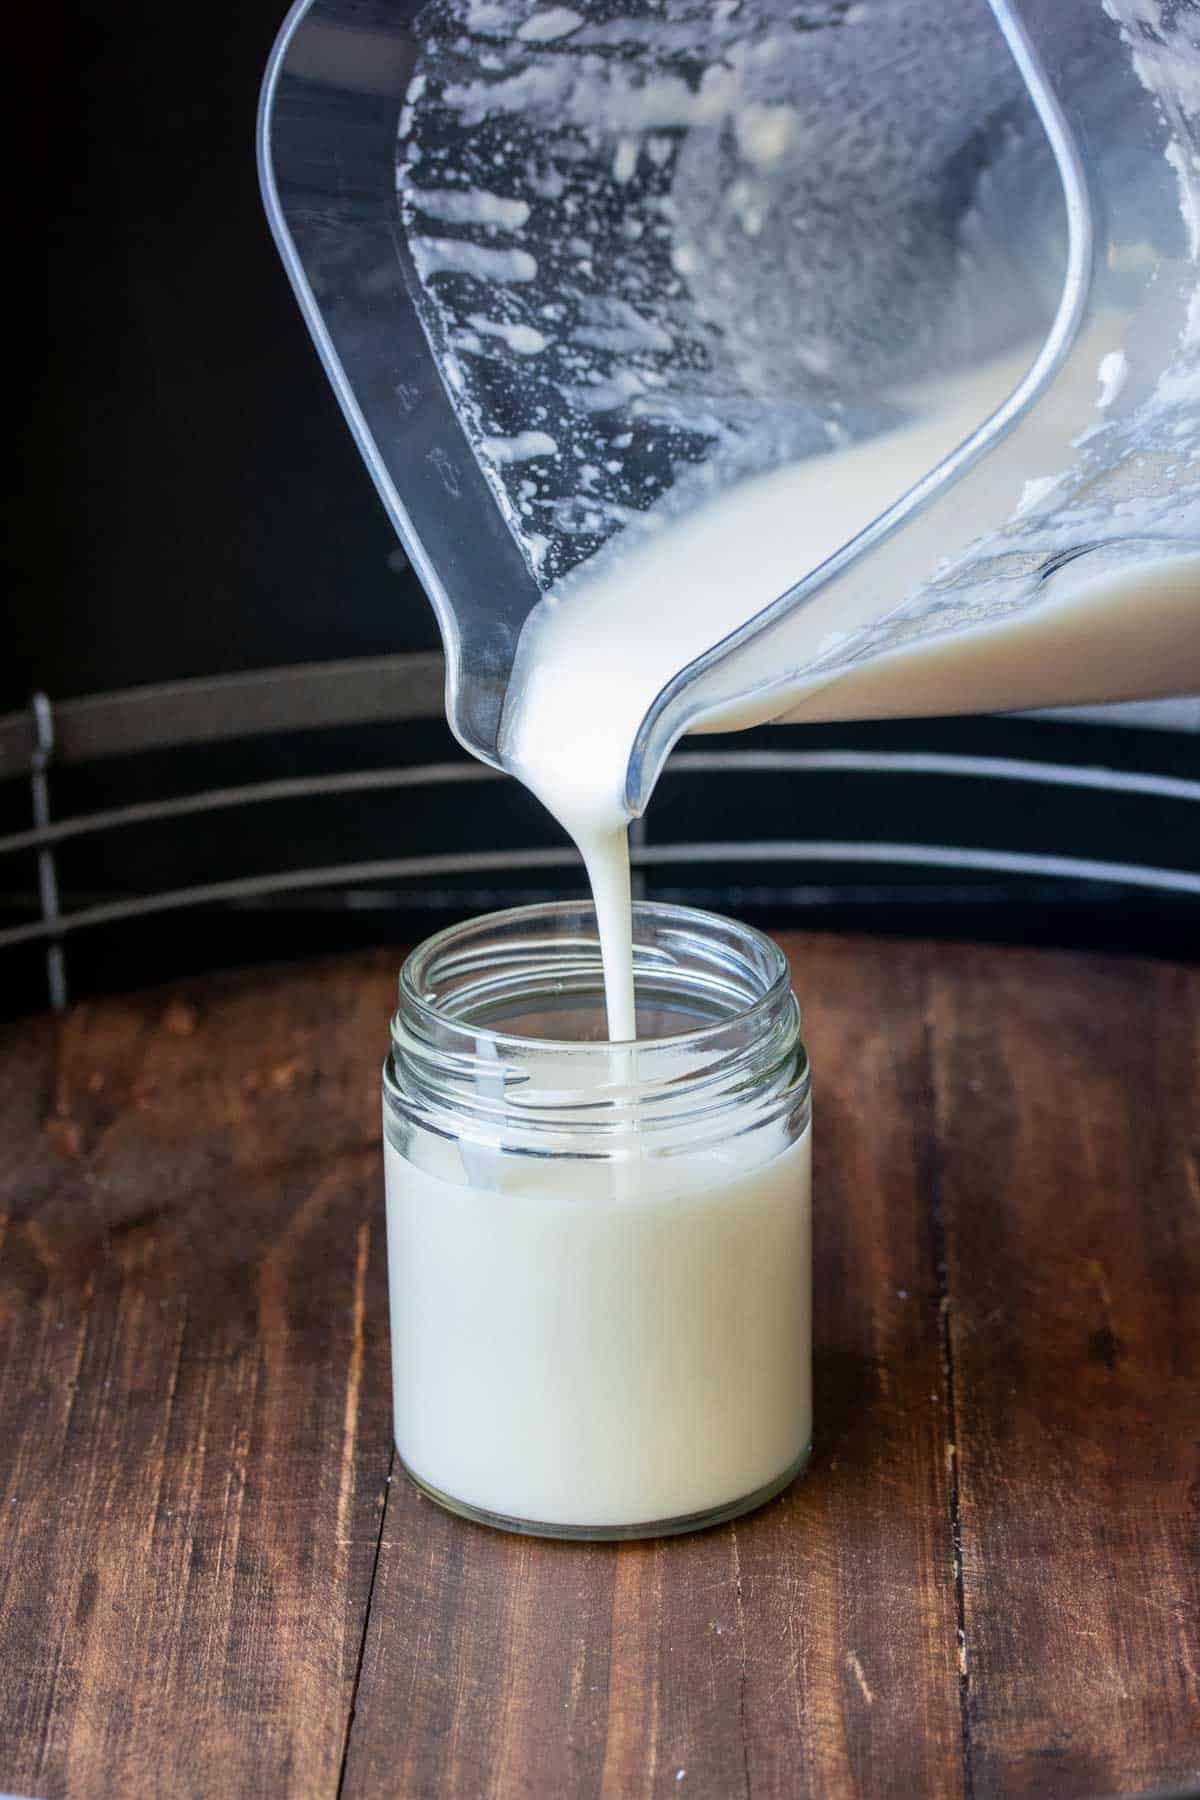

{"left": 499, "top": 321, "right": 1200, "bottom": 1039}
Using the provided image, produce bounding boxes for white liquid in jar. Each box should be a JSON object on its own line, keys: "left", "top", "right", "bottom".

{"left": 385, "top": 1121, "right": 811, "bottom": 1529}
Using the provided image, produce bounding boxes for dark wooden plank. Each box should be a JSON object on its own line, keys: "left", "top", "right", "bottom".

{"left": 6, "top": 933, "right": 1193, "bottom": 1799}
{"left": 341, "top": 934, "right": 963, "bottom": 1799}
{"left": 0, "top": 955, "right": 399, "bottom": 1798}
{"left": 929, "top": 945, "right": 1200, "bottom": 1798}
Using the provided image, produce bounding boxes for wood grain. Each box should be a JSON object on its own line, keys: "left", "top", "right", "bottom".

{"left": 1, "top": 935, "right": 1197, "bottom": 1799}
{"left": 929, "top": 947, "right": 1200, "bottom": 1800}
{"left": 0, "top": 957, "right": 398, "bottom": 1798}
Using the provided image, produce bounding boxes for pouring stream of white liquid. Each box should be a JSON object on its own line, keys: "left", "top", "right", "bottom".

{"left": 500, "top": 329, "right": 1200, "bottom": 1039}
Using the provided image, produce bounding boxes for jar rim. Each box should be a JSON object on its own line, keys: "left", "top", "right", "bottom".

{"left": 395, "top": 898, "right": 793, "bottom": 1057}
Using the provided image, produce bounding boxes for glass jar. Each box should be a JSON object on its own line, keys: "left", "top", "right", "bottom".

{"left": 382, "top": 899, "right": 812, "bottom": 1540}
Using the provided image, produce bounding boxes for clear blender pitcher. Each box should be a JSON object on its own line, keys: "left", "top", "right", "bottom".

{"left": 259, "top": 0, "right": 1200, "bottom": 816}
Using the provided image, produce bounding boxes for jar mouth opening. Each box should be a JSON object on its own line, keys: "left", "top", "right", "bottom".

{"left": 395, "top": 899, "right": 792, "bottom": 1059}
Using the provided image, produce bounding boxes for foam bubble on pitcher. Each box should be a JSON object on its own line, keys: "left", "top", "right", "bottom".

{"left": 411, "top": 187, "right": 532, "bottom": 230}
{"left": 410, "top": 237, "right": 538, "bottom": 284}
{"left": 516, "top": 6, "right": 583, "bottom": 43}
{"left": 468, "top": 313, "right": 549, "bottom": 355}
{"left": 1096, "top": 351, "right": 1128, "bottom": 410}
{"left": 480, "top": 430, "right": 560, "bottom": 462}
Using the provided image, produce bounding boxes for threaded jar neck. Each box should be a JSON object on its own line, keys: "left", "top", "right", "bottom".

{"left": 385, "top": 901, "right": 808, "bottom": 1153}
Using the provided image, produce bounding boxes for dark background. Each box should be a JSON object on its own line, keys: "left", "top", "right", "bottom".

{"left": 6, "top": 1, "right": 1198, "bottom": 1016}
{"left": 21, "top": 2, "right": 429, "bottom": 700}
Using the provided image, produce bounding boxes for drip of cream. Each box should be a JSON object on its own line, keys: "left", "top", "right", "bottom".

{"left": 501, "top": 325, "right": 1200, "bottom": 1040}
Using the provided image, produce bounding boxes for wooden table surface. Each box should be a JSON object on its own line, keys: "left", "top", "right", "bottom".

{"left": 2, "top": 933, "right": 1197, "bottom": 1800}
